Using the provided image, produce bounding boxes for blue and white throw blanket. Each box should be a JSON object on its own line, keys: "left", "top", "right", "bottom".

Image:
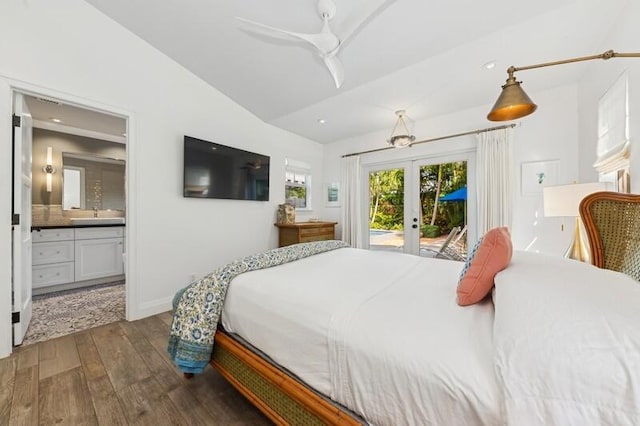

{"left": 168, "top": 240, "right": 349, "bottom": 374}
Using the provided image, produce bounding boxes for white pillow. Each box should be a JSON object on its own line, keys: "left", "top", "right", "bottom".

{"left": 493, "top": 251, "right": 640, "bottom": 425}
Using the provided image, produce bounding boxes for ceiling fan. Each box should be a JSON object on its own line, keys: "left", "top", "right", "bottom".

{"left": 237, "top": 0, "right": 394, "bottom": 88}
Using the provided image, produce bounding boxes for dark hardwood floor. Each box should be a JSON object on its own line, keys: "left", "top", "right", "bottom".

{"left": 0, "top": 312, "right": 271, "bottom": 425}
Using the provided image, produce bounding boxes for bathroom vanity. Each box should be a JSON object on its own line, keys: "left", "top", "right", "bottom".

{"left": 32, "top": 223, "right": 125, "bottom": 295}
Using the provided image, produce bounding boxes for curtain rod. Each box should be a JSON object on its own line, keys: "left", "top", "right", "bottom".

{"left": 341, "top": 123, "right": 517, "bottom": 158}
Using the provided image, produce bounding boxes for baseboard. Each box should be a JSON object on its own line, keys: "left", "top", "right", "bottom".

{"left": 130, "top": 296, "right": 173, "bottom": 321}
{"left": 33, "top": 275, "right": 125, "bottom": 296}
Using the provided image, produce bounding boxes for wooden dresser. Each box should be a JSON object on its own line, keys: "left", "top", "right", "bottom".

{"left": 275, "top": 222, "right": 337, "bottom": 247}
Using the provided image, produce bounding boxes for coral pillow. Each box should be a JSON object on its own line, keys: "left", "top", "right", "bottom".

{"left": 457, "top": 227, "right": 512, "bottom": 306}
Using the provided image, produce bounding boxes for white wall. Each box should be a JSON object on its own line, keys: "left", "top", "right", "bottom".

{"left": 578, "top": 1, "right": 640, "bottom": 189}
{"left": 323, "top": 84, "right": 580, "bottom": 255}
{"left": 0, "top": 0, "right": 325, "bottom": 357}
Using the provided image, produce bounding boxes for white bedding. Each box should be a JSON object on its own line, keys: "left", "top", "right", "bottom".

{"left": 222, "top": 248, "right": 501, "bottom": 425}
{"left": 493, "top": 251, "right": 640, "bottom": 425}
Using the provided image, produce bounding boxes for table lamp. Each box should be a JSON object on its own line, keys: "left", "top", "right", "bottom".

{"left": 543, "top": 182, "right": 611, "bottom": 262}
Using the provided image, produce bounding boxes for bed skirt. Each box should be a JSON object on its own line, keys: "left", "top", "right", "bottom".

{"left": 210, "top": 330, "right": 363, "bottom": 425}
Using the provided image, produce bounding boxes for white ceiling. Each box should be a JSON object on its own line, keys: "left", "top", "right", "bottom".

{"left": 24, "top": 95, "right": 127, "bottom": 141}
{"left": 84, "top": 0, "right": 628, "bottom": 143}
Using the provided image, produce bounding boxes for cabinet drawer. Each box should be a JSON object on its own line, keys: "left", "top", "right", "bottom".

{"left": 75, "top": 227, "right": 124, "bottom": 240}
{"left": 299, "top": 226, "right": 333, "bottom": 237}
{"left": 32, "top": 228, "right": 74, "bottom": 242}
{"left": 32, "top": 241, "right": 74, "bottom": 265}
{"left": 32, "top": 262, "right": 74, "bottom": 288}
{"left": 300, "top": 234, "right": 332, "bottom": 243}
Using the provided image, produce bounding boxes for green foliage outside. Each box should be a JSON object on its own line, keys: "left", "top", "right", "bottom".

{"left": 285, "top": 185, "right": 307, "bottom": 209}
{"left": 368, "top": 162, "right": 467, "bottom": 236}
{"left": 421, "top": 224, "right": 440, "bottom": 238}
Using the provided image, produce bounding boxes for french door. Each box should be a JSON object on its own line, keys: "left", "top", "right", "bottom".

{"left": 365, "top": 152, "right": 475, "bottom": 257}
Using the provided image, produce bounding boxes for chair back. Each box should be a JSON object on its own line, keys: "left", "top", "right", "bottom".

{"left": 437, "top": 226, "right": 461, "bottom": 254}
{"left": 579, "top": 191, "right": 640, "bottom": 281}
{"left": 451, "top": 225, "right": 467, "bottom": 247}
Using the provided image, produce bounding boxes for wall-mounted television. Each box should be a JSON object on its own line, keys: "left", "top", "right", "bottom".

{"left": 183, "top": 136, "right": 270, "bottom": 201}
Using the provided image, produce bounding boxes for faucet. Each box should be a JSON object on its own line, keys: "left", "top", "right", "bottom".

{"left": 93, "top": 206, "right": 99, "bottom": 218}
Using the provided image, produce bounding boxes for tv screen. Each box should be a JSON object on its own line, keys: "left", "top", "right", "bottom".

{"left": 183, "top": 136, "right": 270, "bottom": 201}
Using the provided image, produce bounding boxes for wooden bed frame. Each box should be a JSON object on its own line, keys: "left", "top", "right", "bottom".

{"left": 186, "top": 330, "right": 363, "bottom": 425}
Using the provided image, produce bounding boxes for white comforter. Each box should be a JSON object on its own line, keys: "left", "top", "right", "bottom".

{"left": 222, "top": 248, "right": 501, "bottom": 425}
{"left": 493, "top": 251, "right": 640, "bottom": 425}
{"left": 222, "top": 247, "right": 640, "bottom": 425}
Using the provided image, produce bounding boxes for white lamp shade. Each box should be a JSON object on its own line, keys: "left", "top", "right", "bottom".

{"left": 543, "top": 182, "right": 612, "bottom": 217}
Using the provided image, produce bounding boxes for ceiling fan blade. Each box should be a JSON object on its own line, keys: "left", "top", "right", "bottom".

{"left": 237, "top": 17, "right": 334, "bottom": 51}
{"left": 324, "top": 55, "right": 344, "bottom": 88}
{"left": 337, "top": 0, "right": 396, "bottom": 44}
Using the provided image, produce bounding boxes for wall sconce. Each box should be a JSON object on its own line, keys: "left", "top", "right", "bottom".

{"left": 43, "top": 146, "right": 56, "bottom": 192}
{"left": 387, "top": 110, "right": 415, "bottom": 148}
{"left": 487, "top": 49, "right": 640, "bottom": 122}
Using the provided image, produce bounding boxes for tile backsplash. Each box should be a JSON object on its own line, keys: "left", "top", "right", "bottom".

{"left": 32, "top": 204, "right": 125, "bottom": 227}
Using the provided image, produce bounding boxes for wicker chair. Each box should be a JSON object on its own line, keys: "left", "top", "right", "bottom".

{"left": 579, "top": 191, "right": 640, "bottom": 281}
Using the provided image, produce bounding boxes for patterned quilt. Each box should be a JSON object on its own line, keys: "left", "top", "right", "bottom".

{"left": 167, "top": 240, "right": 349, "bottom": 373}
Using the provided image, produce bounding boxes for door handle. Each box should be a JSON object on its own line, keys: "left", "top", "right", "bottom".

{"left": 412, "top": 224, "right": 418, "bottom": 229}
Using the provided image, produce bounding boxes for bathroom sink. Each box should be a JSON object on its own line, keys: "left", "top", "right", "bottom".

{"left": 70, "top": 217, "right": 125, "bottom": 225}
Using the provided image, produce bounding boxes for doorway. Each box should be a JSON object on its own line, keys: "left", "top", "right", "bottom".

{"left": 11, "top": 89, "right": 131, "bottom": 347}
{"left": 365, "top": 152, "right": 475, "bottom": 257}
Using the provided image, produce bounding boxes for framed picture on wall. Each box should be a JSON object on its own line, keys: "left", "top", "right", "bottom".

{"left": 324, "top": 182, "right": 340, "bottom": 207}
{"left": 521, "top": 160, "right": 559, "bottom": 195}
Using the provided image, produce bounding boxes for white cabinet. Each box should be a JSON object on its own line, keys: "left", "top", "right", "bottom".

{"left": 75, "top": 237, "right": 124, "bottom": 281}
{"left": 32, "top": 229, "right": 75, "bottom": 290}
{"left": 31, "top": 226, "right": 125, "bottom": 293}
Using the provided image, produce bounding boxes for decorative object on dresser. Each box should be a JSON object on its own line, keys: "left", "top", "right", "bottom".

{"left": 276, "top": 203, "right": 295, "bottom": 224}
{"left": 275, "top": 221, "right": 337, "bottom": 247}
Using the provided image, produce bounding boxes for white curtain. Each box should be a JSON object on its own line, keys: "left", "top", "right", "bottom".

{"left": 476, "top": 128, "right": 513, "bottom": 235}
{"left": 340, "top": 156, "right": 363, "bottom": 248}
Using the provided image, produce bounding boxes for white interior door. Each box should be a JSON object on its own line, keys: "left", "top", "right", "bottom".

{"left": 12, "top": 93, "right": 33, "bottom": 345}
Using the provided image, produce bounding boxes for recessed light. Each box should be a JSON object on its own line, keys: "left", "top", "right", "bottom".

{"left": 318, "top": 119, "right": 326, "bottom": 124}
{"left": 482, "top": 61, "right": 496, "bottom": 70}
{"left": 50, "top": 117, "right": 62, "bottom": 123}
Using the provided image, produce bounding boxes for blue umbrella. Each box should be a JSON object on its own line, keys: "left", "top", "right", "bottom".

{"left": 440, "top": 186, "right": 467, "bottom": 201}
{"left": 440, "top": 186, "right": 467, "bottom": 226}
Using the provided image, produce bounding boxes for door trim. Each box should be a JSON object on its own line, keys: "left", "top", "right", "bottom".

{"left": 0, "top": 76, "right": 137, "bottom": 358}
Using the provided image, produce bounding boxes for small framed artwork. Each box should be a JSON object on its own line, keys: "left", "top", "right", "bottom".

{"left": 324, "top": 182, "right": 340, "bottom": 207}
{"left": 521, "top": 160, "right": 559, "bottom": 195}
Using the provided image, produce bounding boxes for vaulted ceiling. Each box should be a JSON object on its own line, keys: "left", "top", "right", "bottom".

{"left": 85, "top": 0, "right": 628, "bottom": 143}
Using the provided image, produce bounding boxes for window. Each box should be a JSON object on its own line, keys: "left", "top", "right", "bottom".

{"left": 285, "top": 158, "right": 312, "bottom": 210}
{"left": 596, "top": 72, "right": 630, "bottom": 191}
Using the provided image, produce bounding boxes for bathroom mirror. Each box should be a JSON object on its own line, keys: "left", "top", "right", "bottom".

{"left": 62, "top": 152, "right": 125, "bottom": 211}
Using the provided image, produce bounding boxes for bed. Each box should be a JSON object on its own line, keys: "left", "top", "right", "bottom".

{"left": 169, "top": 241, "right": 640, "bottom": 425}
